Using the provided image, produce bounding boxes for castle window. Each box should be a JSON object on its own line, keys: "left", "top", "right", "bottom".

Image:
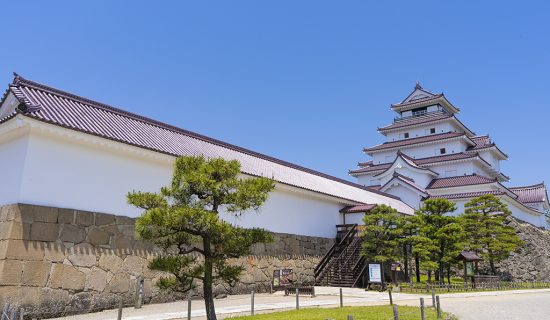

{"left": 403, "top": 132, "right": 409, "bottom": 139}
{"left": 440, "top": 148, "right": 446, "bottom": 154}
{"left": 430, "top": 128, "right": 436, "bottom": 134}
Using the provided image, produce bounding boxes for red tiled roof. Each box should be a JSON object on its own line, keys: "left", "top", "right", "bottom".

{"left": 340, "top": 204, "right": 377, "bottom": 213}
{"left": 358, "top": 161, "right": 373, "bottom": 167}
{"left": 364, "top": 132, "right": 468, "bottom": 153}
{"left": 429, "top": 190, "right": 507, "bottom": 200}
{"left": 350, "top": 152, "right": 487, "bottom": 176}
{"left": 378, "top": 113, "right": 452, "bottom": 132}
{"left": 349, "top": 163, "right": 391, "bottom": 175}
{"left": 426, "top": 174, "right": 496, "bottom": 189}
{"left": 391, "top": 94, "right": 444, "bottom": 109}
{"left": 0, "top": 74, "right": 415, "bottom": 213}
{"left": 413, "top": 152, "right": 478, "bottom": 165}
{"left": 467, "top": 135, "right": 508, "bottom": 159}
{"left": 510, "top": 183, "right": 548, "bottom": 204}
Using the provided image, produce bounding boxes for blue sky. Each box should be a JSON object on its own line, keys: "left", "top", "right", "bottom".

{"left": 1, "top": 1, "right": 549, "bottom": 186}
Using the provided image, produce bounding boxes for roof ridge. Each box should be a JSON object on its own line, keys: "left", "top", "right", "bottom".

{"left": 11, "top": 75, "right": 403, "bottom": 201}
{"left": 509, "top": 182, "right": 546, "bottom": 190}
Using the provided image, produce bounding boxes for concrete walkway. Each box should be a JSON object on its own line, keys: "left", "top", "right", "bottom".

{"left": 51, "top": 287, "right": 550, "bottom": 320}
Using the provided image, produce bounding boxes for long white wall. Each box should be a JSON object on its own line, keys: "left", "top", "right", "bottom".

{"left": 0, "top": 123, "right": 349, "bottom": 238}
{"left": 371, "top": 140, "right": 468, "bottom": 165}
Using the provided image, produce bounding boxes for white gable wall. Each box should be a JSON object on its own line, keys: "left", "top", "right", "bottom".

{"left": 370, "top": 139, "right": 468, "bottom": 165}
{"left": 383, "top": 184, "right": 424, "bottom": 209}
{"left": 384, "top": 120, "right": 464, "bottom": 141}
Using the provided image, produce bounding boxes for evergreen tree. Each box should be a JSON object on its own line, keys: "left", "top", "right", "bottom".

{"left": 414, "top": 199, "right": 464, "bottom": 284}
{"left": 127, "top": 156, "right": 275, "bottom": 320}
{"left": 361, "top": 204, "right": 404, "bottom": 263}
{"left": 461, "top": 194, "right": 524, "bottom": 275}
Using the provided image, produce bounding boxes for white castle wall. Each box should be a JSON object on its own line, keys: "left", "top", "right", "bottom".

{"left": 0, "top": 125, "right": 350, "bottom": 238}
{"left": 370, "top": 139, "right": 469, "bottom": 165}
{"left": 384, "top": 121, "right": 463, "bottom": 141}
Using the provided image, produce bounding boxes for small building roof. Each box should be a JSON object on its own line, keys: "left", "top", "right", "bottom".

{"left": 456, "top": 251, "right": 483, "bottom": 262}
{"left": 391, "top": 84, "right": 460, "bottom": 114}
{"left": 340, "top": 204, "right": 377, "bottom": 213}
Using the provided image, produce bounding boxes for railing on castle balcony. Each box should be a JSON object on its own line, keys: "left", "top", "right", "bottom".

{"left": 393, "top": 109, "right": 448, "bottom": 122}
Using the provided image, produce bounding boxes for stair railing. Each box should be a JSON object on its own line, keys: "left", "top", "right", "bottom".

{"left": 314, "top": 224, "right": 358, "bottom": 281}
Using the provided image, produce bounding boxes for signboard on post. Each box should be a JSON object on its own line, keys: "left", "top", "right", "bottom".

{"left": 368, "top": 263, "right": 382, "bottom": 283}
{"left": 272, "top": 269, "right": 294, "bottom": 287}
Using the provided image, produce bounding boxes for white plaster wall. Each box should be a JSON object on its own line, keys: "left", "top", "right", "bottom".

{"left": 356, "top": 174, "right": 380, "bottom": 187}
{"left": 478, "top": 150, "right": 501, "bottom": 171}
{"left": 449, "top": 198, "right": 544, "bottom": 227}
{"left": 370, "top": 140, "right": 469, "bottom": 164}
{"left": 384, "top": 184, "right": 423, "bottom": 209}
{"left": 7, "top": 128, "right": 347, "bottom": 238}
{"left": 385, "top": 121, "right": 463, "bottom": 141}
{"left": 0, "top": 130, "right": 29, "bottom": 206}
{"left": 429, "top": 162, "right": 475, "bottom": 177}
{"left": 223, "top": 186, "right": 343, "bottom": 237}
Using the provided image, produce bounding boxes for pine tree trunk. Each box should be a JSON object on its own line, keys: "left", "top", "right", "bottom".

{"left": 415, "top": 254, "right": 421, "bottom": 282}
{"left": 203, "top": 236, "right": 217, "bottom": 320}
{"left": 446, "top": 265, "right": 451, "bottom": 285}
{"left": 428, "top": 270, "right": 432, "bottom": 282}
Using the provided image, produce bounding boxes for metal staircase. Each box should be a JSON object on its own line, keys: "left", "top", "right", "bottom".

{"left": 314, "top": 224, "right": 368, "bottom": 287}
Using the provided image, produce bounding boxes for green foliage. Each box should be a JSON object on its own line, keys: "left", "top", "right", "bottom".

{"left": 361, "top": 204, "right": 404, "bottom": 263}
{"left": 412, "top": 199, "right": 465, "bottom": 282}
{"left": 128, "top": 156, "right": 275, "bottom": 320}
{"left": 461, "top": 194, "right": 524, "bottom": 274}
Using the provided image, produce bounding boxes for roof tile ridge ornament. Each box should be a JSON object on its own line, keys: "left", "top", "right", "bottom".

{"left": 415, "top": 81, "right": 422, "bottom": 90}
{"left": 8, "top": 74, "right": 42, "bottom": 114}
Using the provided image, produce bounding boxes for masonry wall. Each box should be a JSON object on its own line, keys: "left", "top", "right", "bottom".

{"left": 0, "top": 204, "right": 333, "bottom": 319}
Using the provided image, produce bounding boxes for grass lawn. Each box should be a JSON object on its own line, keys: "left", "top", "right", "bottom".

{"left": 228, "top": 305, "right": 446, "bottom": 320}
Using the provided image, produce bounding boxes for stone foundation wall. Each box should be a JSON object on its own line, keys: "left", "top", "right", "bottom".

{"left": 0, "top": 204, "right": 333, "bottom": 318}
{"left": 496, "top": 218, "right": 550, "bottom": 281}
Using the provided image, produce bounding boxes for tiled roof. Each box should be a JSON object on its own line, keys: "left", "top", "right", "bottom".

{"left": 467, "top": 135, "right": 508, "bottom": 158}
{"left": 429, "top": 190, "right": 507, "bottom": 200}
{"left": 350, "top": 152, "right": 484, "bottom": 176}
{"left": 349, "top": 163, "right": 391, "bottom": 175}
{"left": 364, "top": 132, "right": 469, "bottom": 153}
{"left": 413, "top": 152, "right": 478, "bottom": 165}
{"left": 340, "top": 204, "right": 377, "bottom": 213}
{"left": 391, "top": 94, "right": 444, "bottom": 109}
{"left": 510, "top": 183, "right": 548, "bottom": 204}
{"left": 378, "top": 113, "right": 452, "bottom": 132}
{"left": 426, "top": 174, "right": 496, "bottom": 189}
{"left": 0, "top": 74, "right": 414, "bottom": 214}
{"left": 358, "top": 161, "right": 373, "bottom": 168}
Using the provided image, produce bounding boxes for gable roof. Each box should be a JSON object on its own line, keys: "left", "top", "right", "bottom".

{"left": 373, "top": 152, "right": 439, "bottom": 178}
{"left": 391, "top": 84, "right": 460, "bottom": 114}
{"left": 381, "top": 172, "right": 429, "bottom": 196}
{"left": 0, "top": 74, "right": 414, "bottom": 214}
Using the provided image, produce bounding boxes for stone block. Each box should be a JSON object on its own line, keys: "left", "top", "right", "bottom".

{"left": 121, "top": 255, "right": 145, "bottom": 276}
{"left": 95, "top": 213, "right": 116, "bottom": 226}
{"left": 106, "top": 273, "right": 130, "bottom": 293}
{"left": 86, "top": 267, "right": 111, "bottom": 292}
{"left": 76, "top": 210, "right": 95, "bottom": 227}
{"left": 5, "top": 240, "right": 45, "bottom": 260}
{"left": 60, "top": 224, "right": 86, "bottom": 243}
{"left": 58, "top": 208, "right": 75, "bottom": 224}
{"left": 8, "top": 222, "right": 31, "bottom": 240}
{"left": 22, "top": 260, "right": 51, "bottom": 286}
{"left": 30, "top": 222, "right": 59, "bottom": 242}
{"left": 88, "top": 228, "right": 110, "bottom": 246}
{"left": 0, "top": 205, "right": 21, "bottom": 222}
{"left": 67, "top": 243, "right": 97, "bottom": 267}
{"left": 44, "top": 244, "right": 66, "bottom": 262}
{"left": 115, "top": 215, "right": 135, "bottom": 226}
{"left": 112, "top": 236, "right": 133, "bottom": 250}
{"left": 50, "top": 264, "right": 86, "bottom": 291}
{"left": 0, "top": 260, "right": 23, "bottom": 285}
{"left": 98, "top": 254, "right": 123, "bottom": 273}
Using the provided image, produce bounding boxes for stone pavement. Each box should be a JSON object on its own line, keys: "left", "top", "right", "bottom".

{"left": 50, "top": 287, "right": 550, "bottom": 320}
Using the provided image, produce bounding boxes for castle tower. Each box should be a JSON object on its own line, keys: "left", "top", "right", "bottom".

{"left": 350, "top": 83, "right": 550, "bottom": 228}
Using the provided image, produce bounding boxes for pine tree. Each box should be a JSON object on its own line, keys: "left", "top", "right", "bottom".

{"left": 414, "top": 199, "right": 464, "bottom": 284}
{"left": 361, "top": 204, "right": 404, "bottom": 263}
{"left": 127, "top": 156, "right": 275, "bottom": 320}
{"left": 461, "top": 194, "right": 524, "bottom": 275}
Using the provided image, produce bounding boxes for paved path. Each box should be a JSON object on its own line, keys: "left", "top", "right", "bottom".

{"left": 51, "top": 288, "right": 550, "bottom": 320}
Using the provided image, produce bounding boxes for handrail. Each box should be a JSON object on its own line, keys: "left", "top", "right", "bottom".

{"left": 351, "top": 256, "right": 368, "bottom": 288}
{"left": 314, "top": 224, "right": 358, "bottom": 278}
